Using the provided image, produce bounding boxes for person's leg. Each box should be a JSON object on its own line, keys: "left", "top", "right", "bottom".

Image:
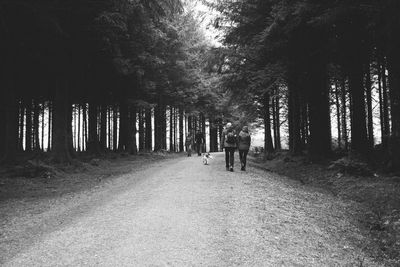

{"left": 243, "top": 150, "right": 248, "bottom": 170}
{"left": 225, "top": 149, "right": 229, "bottom": 170}
{"left": 239, "top": 150, "right": 244, "bottom": 166}
{"left": 197, "top": 143, "right": 201, "bottom": 156}
{"left": 229, "top": 148, "right": 235, "bottom": 171}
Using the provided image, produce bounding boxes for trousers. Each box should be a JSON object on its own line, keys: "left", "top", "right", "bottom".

{"left": 224, "top": 147, "right": 235, "bottom": 167}
{"left": 239, "top": 150, "right": 249, "bottom": 168}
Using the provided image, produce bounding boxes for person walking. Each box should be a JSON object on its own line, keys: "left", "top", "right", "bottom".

{"left": 238, "top": 126, "right": 251, "bottom": 171}
{"left": 185, "top": 132, "right": 194, "bottom": 157}
{"left": 221, "top": 122, "right": 237, "bottom": 172}
{"left": 195, "top": 131, "right": 205, "bottom": 156}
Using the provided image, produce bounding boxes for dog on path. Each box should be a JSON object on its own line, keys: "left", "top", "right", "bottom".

{"left": 202, "top": 153, "right": 213, "bottom": 165}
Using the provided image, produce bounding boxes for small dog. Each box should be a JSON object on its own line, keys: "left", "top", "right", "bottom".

{"left": 202, "top": 153, "right": 213, "bottom": 165}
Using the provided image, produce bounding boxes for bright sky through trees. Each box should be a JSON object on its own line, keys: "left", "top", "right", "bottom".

{"left": 185, "top": 0, "right": 221, "bottom": 47}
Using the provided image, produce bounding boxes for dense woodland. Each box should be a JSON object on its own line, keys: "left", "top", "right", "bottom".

{"left": 1, "top": 0, "right": 400, "bottom": 171}
{"left": 0, "top": 0, "right": 228, "bottom": 164}
{"left": 206, "top": 0, "right": 400, "bottom": 169}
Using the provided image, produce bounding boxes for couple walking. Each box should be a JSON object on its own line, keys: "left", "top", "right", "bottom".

{"left": 221, "top": 123, "right": 251, "bottom": 172}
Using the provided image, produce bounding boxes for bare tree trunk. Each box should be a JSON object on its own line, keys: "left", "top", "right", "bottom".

{"left": 82, "top": 103, "right": 88, "bottom": 151}
{"left": 87, "top": 101, "right": 100, "bottom": 154}
{"left": 77, "top": 104, "right": 81, "bottom": 152}
{"left": 33, "top": 100, "right": 40, "bottom": 151}
{"left": 51, "top": 79, "right": 72, "bottom": 163}
{"left": 18, "top": 102, "right": 24, "bottom": 151}
{"left": 378, "top": 59, "right": 385, "bottom": 145}
{"left": 128, "top": 105, "right": 137, "bottom": 155}
{"left": 341, "top": 78, "right": 349, "bottom": 150}
{"left": 288, "top": 79, "right": 302, "bottom": 155}
{"left": 25, "top": 100, "right": 32, "bottom": 152}
{"left": 264, "top": 92, "right": 274, "bottom": 154}
{"left": 112, "top": 105, "right": 118, "bottom": 151}
{"left": 41, "top": 103, "right": 45, "bottom": 151}
{"left": 274, "top": 90, "right": 281, "bottom": 150}
{"left": 107, "top": 106, "right": 111, "bottom": 150}
{"left": 100, "top": 104, "right": 107, "bottom": 151}
{"left": 348, "top": 62, "right": 368, "bottom": 155}
{"left": 138, "top": 108, "right": 144, "bottom": 151}
{"left": 48, "top": 102, "right": 52, "bottom": 152}
{"left": 161, "top": 106, "right": 167, "bottom": 150}
{"left": 382, "top": 57, "right": 390, "bottom": 148}
{"left": 145, "top": 108, "right": 152, "bottom": 151}
{"left": 334, "top": 82, "right": 342, "bottom": 149}
{"left": 179, "top": 108, "right": 184, "bottom": 152}
{"left": 169, "top": 106, "right": 174, "bottom": 151}
{"left": 365, "top": 63, "right": 374, "bottom": 149}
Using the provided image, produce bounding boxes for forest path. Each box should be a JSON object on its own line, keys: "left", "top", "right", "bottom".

{"left": 2, "top": 153, "right": 378, "bottom": 266}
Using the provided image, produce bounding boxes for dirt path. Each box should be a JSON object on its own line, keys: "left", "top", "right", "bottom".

{"left": 1, "top": 153, "right": 379, "bottom": 266}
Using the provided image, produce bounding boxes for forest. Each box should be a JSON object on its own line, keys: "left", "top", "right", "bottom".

{"left": 1, "top": 0, "right": 400, "bottom": 171}
{"left": 205, "top": 0, "right": 400, "bottom": 170}
{"left": 0, "top": 0, "right": 227, "bottom": 164}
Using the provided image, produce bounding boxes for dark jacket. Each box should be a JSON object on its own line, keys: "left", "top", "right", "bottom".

{"left": 238, "top": 130, "right": 251, "bottom": 151}
{"left": 221, "top": 128, "right": 237, "bottom": 148}
{"left": 195, "top": 132, "right": 205, "bottom": 144}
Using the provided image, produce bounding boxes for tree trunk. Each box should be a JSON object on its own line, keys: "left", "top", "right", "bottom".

{"left": 307, "top": 61, "right": 331, "bottom": 159}
{"left": 108, "top": 106, "right": 111, "bottom": 150}
{"left": 33, "top": 100, "right": 40, "bottom": 151}
{"left": 66, "top": 100, "right": 75, "bottom": 157}
{"left": 188, "top": 115, "right": 193, "bottom": 134}
{"left": 273, "top": 91, "right": 281, "bottom": 150}
{"left": 138, "top": 108, "right": 144, "bottom": 151}
{"left": 382, "top": 57, "right": 390, "bottom": 148}
{"left": 82, "top": 103, "right": 88, "bottom": 151}
{"left": 348, "top": 62, "right": 369, "bottom": 155}
{"left": 334, "top": 82, "right": 342, "bottom": 149}
{"left": 100, "top": 104, "right": 107, "bottom": 151}
{"left": 77, "top": 104, "right": 81, "bottom": 152}
{"left": 341, "top": 78, "right": 349, "bottom": 150}
{"left": 118, "top": 101, "right": 128, "bottom": 152}
{"left": 113, "top": 105, "right": 118, "bottom": 151}
{"left": 145, "top": 107, "right": 152, "bottom": 151}
{"left": 41, "top": 103, "right": 45, "bottom": 151}
{"left": 18, "top": 102, "right": 24, "bottom": 151}
{"left": 127, "top": 105, "right": 137, "bottom": 155}
{"left": 161, "top": 106, "right": 167, "bottom": 150}
{"left": 288, "top": 79, "right": 302, "bottom": 155}
{"left": 179, "top": 108, "right": 184, "bottom": 152}
{"left": 377, "top": 59, "right": 385, "bottom": 145}
{"left": 48, "top": 102, "right": 52, "bottom": 152}
{"left": 264, "top": 92, "right": 274, "bottom": 154}
{"left": 87, "top": 101, "right": 100, "bottom": 154}
{"left": 51, "top": 79, "right": 72, "bottom": 163}
{"left": 387, "top": 41, "right": 400, "bottom": 169}
{"left": 300, "top": 99, "right": 308, "bottom": 149}
{"left": 169, "top": 106, "right": 174, "bottom": 151}
{"left": 365, "top": 63, "right": 374, "bottom": 149}
{"left": 209, "top": 117, "right": 218, "bottom": 152}
{"left": 25, "top": 100, "right": 32, "bottom": 152}
{"left": 154, "top": 102, "right": 163, "bottom": 151}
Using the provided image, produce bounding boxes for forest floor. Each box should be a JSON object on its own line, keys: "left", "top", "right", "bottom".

{"left": 250, "top": 151, "right": 400, "bottom": 266}
{"left": 0, "top": 151, "right": 396, "bottom": 266}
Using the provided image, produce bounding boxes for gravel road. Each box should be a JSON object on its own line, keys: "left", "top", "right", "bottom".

{"left": 1, "top": 153, "right": 379, "bottom": 266}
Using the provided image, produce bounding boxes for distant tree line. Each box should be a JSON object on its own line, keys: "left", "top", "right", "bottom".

{"left": 0, "top": 0, "right": 226, "bottom": 164}
{"left": 210, "top": 0, "right": 400, "bottom": 168}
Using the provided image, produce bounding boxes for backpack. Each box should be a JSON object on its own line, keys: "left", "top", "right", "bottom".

{"left": 226, "top": 131, "right": 236, "bottom": 144}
